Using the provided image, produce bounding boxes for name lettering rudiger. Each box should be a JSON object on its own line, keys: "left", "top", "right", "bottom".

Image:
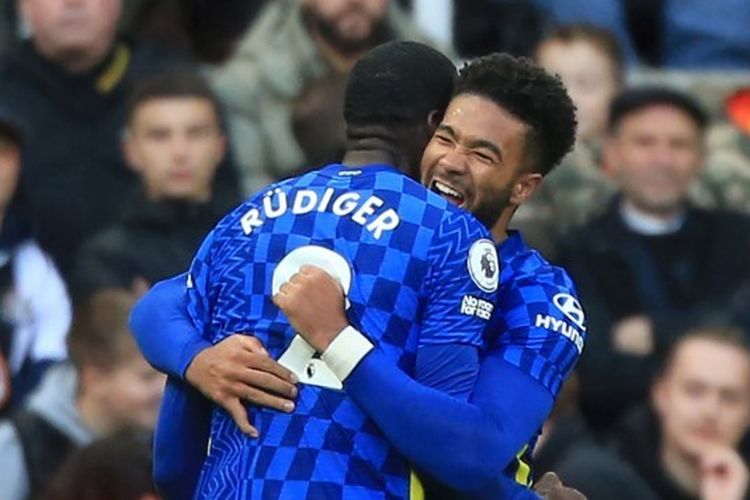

{"left": 240, "top": 188, "right": 401, "bottom": 240}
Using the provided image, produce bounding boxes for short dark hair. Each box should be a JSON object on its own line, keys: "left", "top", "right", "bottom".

{"left": 454, "top": 53, "right": 577, "bottom": 176}
{"left": 608, "top": 87, "right": 709, "bottom": 133}
{"left": 127, "top": 70, "right": 223, "bottom": 126}
{"left": 539, "top": 24, "right": 624, "bottom": 84}
{"left": 45, "top": 429, "right": 156, "bottom": 500}
{"left": 344, "top": 41, "right": 456, "bottom": 129}
{"left": 67, "top": 289, "right": 139, "bottom": 372}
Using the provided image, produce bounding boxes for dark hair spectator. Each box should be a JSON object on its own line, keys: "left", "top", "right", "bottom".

{"left": 71, "top": 70, "right": 237, "bottom": 302}
{"left": 0, "top": 289, "right": 164, "bottom": 500}
{"left": 558, "top": 87, "right": 750, "bottom": 431}
{"left": 0, "top": 0, "right": 239, "bottom": 281}
{"left": 44, "top": 429, "right": 157, "bottom": 500}
{"left": 209, "top": 0, "right": 443, "bottom": 194}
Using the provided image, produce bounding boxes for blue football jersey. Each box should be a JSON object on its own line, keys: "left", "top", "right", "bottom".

{"left": 491, "top": 231, "right": 586, "bottom": 486}
{"left": 490, "top": 231, "right": 585, "bottom": 397}
{"left": 186, "top": 164, "right": 499, "bottom": 499}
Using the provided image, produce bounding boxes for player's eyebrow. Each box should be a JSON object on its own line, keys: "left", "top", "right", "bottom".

{"left": 467, "top": 138, "right": 503, "bottom": 162}
{"left": 436, "top": 124, "right": 503, "bottom": 162}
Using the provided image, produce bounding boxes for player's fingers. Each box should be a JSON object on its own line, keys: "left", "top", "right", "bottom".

{"left": 223, "top": 398, "right": 258, "bottom": 438}
{"left": 235, "top": 368, "right": 297, "bottom": 399}
{"left": 299, "top": 264, "right": 323, "bottom": 276}
{"left": 239, "top": 335, "right": 269, "bottom": 356}
{"left": 533, "top": 472, "right": 562, "bottom": 493}
{"left": 246, "top": 353, "right": 299, "bottom": 384}
{"left": 242, "top": 384, "right": 296, "bottom": 413}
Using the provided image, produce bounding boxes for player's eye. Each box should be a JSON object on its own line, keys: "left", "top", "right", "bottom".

{"left": 434, "top": 134, "right": 452, "bottom": 145}
{"left": 474, "top": 151, "right": 494, "bottom": 164}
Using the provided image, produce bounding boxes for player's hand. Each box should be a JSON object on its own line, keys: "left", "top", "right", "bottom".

{"left": 700, "top": 446, "right": 749, "bottom": 500}
{"left": 185, "top": 334, "right": 298, "bottom": 437}
{"left": 273, "top": 265, "right": 349, "bottom": 352}
{"left": 611, "top": 315, "right": 654, "bottom": 356}
{"left": 533, "top": 472, "right": 587, "bottom": 500}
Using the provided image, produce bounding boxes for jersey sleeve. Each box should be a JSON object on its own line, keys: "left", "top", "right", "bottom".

{"left": 490, "top": 271, "right": 586, "bottom": 398}
{"left": 419, "top": 211, "right": 500, "bottom": 347}
{"left": 185, "top": 228, "right": 218, "bottom": 340}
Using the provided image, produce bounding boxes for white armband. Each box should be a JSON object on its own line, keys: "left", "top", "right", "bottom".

{"left": 321, "top": 326, "right": 374, "bottom": 382}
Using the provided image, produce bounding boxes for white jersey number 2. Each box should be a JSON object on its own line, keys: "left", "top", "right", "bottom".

{"left": 273, "top": 245, "right": 352, "bottom": 390}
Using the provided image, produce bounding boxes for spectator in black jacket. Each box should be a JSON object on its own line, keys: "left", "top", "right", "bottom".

{"left": 558, "top": 87, "right": 750, "bottom": 431}
{"left": 72, "top": 71, "right": 238, "bottom": 303}
{"left": 0, "top": 0, "right": 238, "bottom": 279}
{"left": 614, "top": 327, "right": 750, "bottom": 500}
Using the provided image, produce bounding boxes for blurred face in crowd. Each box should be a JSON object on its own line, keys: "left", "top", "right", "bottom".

{"left": 537, "top": 39, "right": 621, "bottom": 144}
{"left": 420, "top": 94, "right": 541, "bottom": 234}
{"left": 125, "top": 97, "right": 226, "bottom": 202}
{"left": 19, "top": 0, "right": 122, "bottom": 70}
{"left": 604, "top": 104, "right": 704, "bottom": 217}
{"left": 0, "top": 133, "right": 20, "bottom": 210}
{"left": 653, "top": 338, "right": 750, "bottom": 460}
{"left": 82, "top": 345, "right": 165, "bottom": 433}
{"left": 300, "top": 0, "right": 390, "bottom": 56}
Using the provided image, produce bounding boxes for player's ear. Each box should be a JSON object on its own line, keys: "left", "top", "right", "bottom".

{"left": 426, "top": 110, "right": 443, "bottom": 136}
{"left": 510, "top": 173, "right": 542, "bottom": 206}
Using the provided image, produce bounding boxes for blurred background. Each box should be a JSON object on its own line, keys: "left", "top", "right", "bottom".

{"left": 0, "top": 1, "right": 748, "bottom": 498}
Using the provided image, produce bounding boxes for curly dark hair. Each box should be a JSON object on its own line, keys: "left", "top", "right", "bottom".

{"left": 454, "top": 53, "right": 577, "bottom": 176}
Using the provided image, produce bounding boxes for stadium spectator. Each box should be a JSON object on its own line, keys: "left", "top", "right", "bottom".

{"left": 44, "top": 429, "right": 157, "bottom": 500}
{"left": 0, "top": 107, "right": 71, "bottom": 414}
{"left": 558, "top": 87, "right": 750, "bottom": 431}
{"left": 614, "top": 327, "right": 750, "bottom": 500}
{"left": 209, "top": 0, "right": 441, "bottom": 194}
{"left": 71, "top": 71, "right": 238, "bottom": 303}
{"left": 532, "top": 373, "right": 658, "bottom": 500}
{"left": 0, "top": 290, "right": 164, "bottom": 500}
{"left": 0, "top": 0, "right": 238, "bottom": 279}
{"left": 513, "top": 24, "right": 622, "bottom": 258}
{"left": 536, "top": 0, "right": 750, "bottom": 69}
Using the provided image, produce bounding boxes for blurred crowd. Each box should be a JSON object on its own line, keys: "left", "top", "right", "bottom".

{"left": 0, "top": 0, "right": 748, "bottom": 499}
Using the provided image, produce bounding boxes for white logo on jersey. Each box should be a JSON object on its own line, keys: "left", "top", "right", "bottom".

{"left": 467, "top": 239, "right": 499, "bottom": 293}
{"left": 460, "top": 295, "right": 494, "bottom": 320}
{"left": 338, "top": 170, "right": 362, "bottom": 176}
{"left": 552, "top": 293, "right": 586, "bottom": 330}
{"left": 535, "top": 314, "right": 584, "bottom": 354}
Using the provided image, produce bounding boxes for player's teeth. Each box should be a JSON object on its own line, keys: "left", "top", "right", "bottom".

{"left": 434, "top": 181, "right": 462, "bottom": 198}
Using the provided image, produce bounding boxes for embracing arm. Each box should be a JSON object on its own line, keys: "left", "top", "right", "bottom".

{"left": 346, "top": 345, "right": 551, "bottom": 495}
{"left": 129, "top": 273, "right": 210, "bottom": 379}
{"left": 274, "top": 265, "right": 552, "bottom": 495}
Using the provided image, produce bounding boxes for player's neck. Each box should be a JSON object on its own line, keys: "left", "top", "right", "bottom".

{"left": 661, "top": 441, "right": 701, "bottom": 495}
{"left": 342, "top": 137, "right": 407, "bottom": 171}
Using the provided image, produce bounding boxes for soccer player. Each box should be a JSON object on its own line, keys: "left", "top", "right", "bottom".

{"left": 276, "top": 53, "right": 584, "bottom": 496}
{"left": 133, "top": 52, "right": 583, "bottom": 497}
{"left": 142, "top": 40, "right": 512, "bottom": 499}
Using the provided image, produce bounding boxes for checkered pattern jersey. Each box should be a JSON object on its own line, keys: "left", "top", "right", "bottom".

{"left": 492, "top": 231, "right": 585, "bottom": 398}
{"left": 186, "top": 164, "right": 497, "bottom": 499}
{"left": 494, "top": 232, "right": 586, "bottom": 486}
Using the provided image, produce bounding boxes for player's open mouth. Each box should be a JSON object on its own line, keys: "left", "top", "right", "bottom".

{"left": 431, "top": 180, "right": 466, "bottom": 207}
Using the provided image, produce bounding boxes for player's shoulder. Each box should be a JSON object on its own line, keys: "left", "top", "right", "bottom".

{"left": 499, "top": 232, "right": 578, "bottom": 297}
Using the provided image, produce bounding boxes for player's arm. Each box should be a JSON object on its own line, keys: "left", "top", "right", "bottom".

{"left": 275, "top": 265, "right": 554, "bottom": 495}
{"left": 129, "top": 273, "right": 298, "bottom": 424}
